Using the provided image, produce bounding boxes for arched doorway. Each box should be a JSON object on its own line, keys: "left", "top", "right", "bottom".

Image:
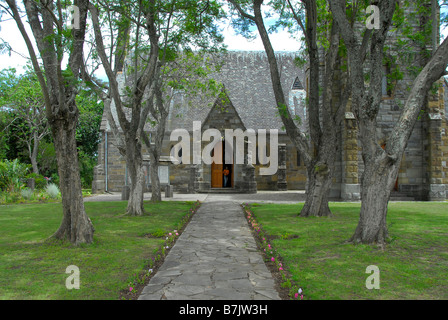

{"left": 211, "top": 141, "right": 234, "bottom": 188}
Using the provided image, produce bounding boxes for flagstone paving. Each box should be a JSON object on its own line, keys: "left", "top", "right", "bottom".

{"left": 138, "top": 199, "right": 281, "bottom": 300}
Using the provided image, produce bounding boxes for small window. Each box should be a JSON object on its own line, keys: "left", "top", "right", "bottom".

{"left": 297, "top": 151, "right": 301, "bottom": 167}
{"left": 292, "top": 77, "right": 304, "bottom": 90}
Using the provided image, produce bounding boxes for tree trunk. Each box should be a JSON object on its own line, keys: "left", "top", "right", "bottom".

{"left": 149, "top": 151, "right": 162, "bottom": 203}
{"left": 127, "top": 164, "right": 145, "bottom": 216}
{"left": 300, "top": 162, "right": 333, "bottom": 217}
{"left": 247, "top": 0, "right": 341, "bottom": 218}
{"left": 50, "top": 116, "right": 94, "bottom": 245}
{"left": 125, "top": 135, "right": 145, "bottom": 216}
{"left": 350, "top": 156, "right": 399, "bottom": 245}
{"left": 300, "top": 125, "right": 338, "bottom": 217}
{"left": 30, "top": 152, "right": 39, "bottom": 175}
{"left": 31, "top": 130, "right": 39, "bottom": 175}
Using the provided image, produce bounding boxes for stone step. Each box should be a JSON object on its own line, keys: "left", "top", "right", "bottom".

{"left": 390, "top": 197, "right": 415, "bottom": 201}
{"left": 201, "top": 188, "right": 241, "bottom": 194}
{"left": 390, "top": 192, "right": 415, "bottom": 201}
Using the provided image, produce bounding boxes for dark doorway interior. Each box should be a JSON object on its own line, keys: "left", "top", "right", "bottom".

{"left": 211, "top": 141, "right": 234, "bottom": 188}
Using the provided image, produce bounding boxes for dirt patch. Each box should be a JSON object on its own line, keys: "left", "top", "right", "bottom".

{"left": 266, "top": 234, "right": 300, "bottom": 241}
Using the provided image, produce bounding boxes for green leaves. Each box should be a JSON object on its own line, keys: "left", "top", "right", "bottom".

{"left": 162, "top": 51, "right": 225, "bottom": 111}
{"left": 75, "top": 87, "right": 104, "bottom": 158}
{"left": 277, "top": 102, "right": 290, "bottom": 119}
{"left": 0, "top": 159, "right": 31, "bottom": 192}
{"left": 0, "top": 67, "right": 47, "bottom": 126}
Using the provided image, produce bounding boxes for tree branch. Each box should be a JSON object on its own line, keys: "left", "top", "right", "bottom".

{"left": 388, "top": 35, "right": 448, "bottom": 155}
{"left": 287, "top": 0, "right": 309, "bottom": 48}
{"left": 89, "top": 2, "right": 130, "bottom": 130}
{"left": 227, "top": 0, "right": 255, "bottom": 21}
{"left": 5, "top": 0, "right": 52, "bottom": 116}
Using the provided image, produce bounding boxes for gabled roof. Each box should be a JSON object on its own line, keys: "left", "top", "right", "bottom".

{"left": 166, "top": 51, "right": 305, "bottom": 133}
{"left": 292, "top": 76, "right": 304, "bottom": 90}
{"left": 200, "top": 86, "right": 247, "bottom": 132}
{"left": 103, "top": 51, "right": 306, "bottom": 134}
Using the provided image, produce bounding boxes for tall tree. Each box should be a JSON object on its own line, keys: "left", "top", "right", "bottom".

{"left": 227, "top": 0, "right": 350, "bottom": 216}
{"left": 0, "top": 67, "right": 49, "bottom": 174}
{"left": 2, "top": 0, "right": 94, "bottom": 244}
{"left": 90, "top": 0, "right": 224, "bottom": 211}
{"left": 141, "top": 52, "right": 225, "bottom": 202}
{"left": 329, "top": 0, "right": 448, "bottom": 244}
{"left": 90, "top": 0, "right": 159, "bottom": 215}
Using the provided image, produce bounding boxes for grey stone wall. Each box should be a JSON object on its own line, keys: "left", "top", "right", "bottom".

{"left": 92, "top": 48, "right": 447, "bottom": 200}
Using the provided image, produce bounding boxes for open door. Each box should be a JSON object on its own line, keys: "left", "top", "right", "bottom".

{"left": 211, "top": 142, "right": 223, "bottom": 188}
{"left": 211, "top": 141, "right": 233, "bottom": 188}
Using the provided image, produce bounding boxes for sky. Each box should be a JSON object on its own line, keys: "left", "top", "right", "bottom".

{"left": 0, "top": 16, "right": 302, "bottom": 77}
{"left": 0, "top": 6, "right": 447, "bottom": 77}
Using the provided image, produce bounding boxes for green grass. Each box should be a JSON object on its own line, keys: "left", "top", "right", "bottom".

{"left": 0, "top": 200, "right": 197, "bottom": 300}
{"left": 249, "top": 202, "right": 448, "bottom": 300}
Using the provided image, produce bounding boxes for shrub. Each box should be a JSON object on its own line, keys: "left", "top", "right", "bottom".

{"left": 0, "top": 159, "right": 31, "bottom": 192}
{"left": 0, "top": 191, "right": 21, "bottom": 204}
{"left": 25, "top": 173, "right": 47, "bottom": 190}
{"left": 151, "top": 229, "right": 166, "bottom": 238}
{"left": 37, "top": 141, "right": 58, "bottom": 177}
{"left": 21, "top": 188, "right": 34, "bottom": 200}
{"left": 50, "top": 173, "right": 59, "bottom": 186}
{"left": 45, "top": 183, "right": 60, "bottom": 199}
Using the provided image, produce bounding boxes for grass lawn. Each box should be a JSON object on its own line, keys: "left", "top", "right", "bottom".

{"left": 0, "top": 200, "right": 198, "bottom": 300}
{"left": 248, "top": 202, "right": 448, "bottom": 300}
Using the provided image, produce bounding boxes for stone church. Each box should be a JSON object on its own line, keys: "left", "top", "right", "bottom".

{"left": 92, "top": 51, "right": 448, "bottom": 201}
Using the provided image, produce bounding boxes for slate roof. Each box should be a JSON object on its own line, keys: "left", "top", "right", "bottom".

{"left": 103, "top": 51, "right": 305, "bottom": 134}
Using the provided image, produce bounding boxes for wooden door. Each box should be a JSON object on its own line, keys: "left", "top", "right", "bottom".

{"left": 211, "top": 142, "right": 223, "bottom": 188}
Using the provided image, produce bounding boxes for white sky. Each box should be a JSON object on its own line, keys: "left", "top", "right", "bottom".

{"left": 0, "top": 17, "right": 302, "bottom": 78}
{"left": 1, "top": 8, "right": 447, "bottom": 77}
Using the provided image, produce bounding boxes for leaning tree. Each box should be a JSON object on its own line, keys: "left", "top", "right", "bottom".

{"left": 90, "top": 0, "right": 225, "bottom": 213}
{"left": 227, "top": 0, "right": 351, "bottom": 217}
{"left": 329, "top": 0, "right": 448, "bottom": 245}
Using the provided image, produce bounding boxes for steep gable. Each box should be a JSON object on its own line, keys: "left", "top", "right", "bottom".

{"left": 201, "top": 88, "right": 246, "bottom": 132}
{"left": 102, "top": 51, "right": 307, "bottom": 134}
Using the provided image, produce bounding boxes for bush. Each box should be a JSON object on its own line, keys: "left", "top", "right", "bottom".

{"left": 45, "top": 183, "right": 60, "bottom": 199}
{"left": 21, "top": 188, "right": 34, "bottom": 200}
{"left": 25, "top": 173, "right": 47, "bottom": 190}
{"left": 0, "top": 159, "right": 30, "bottom": 192}
{"left": 50, "top": 173, "right": 59, "bottom": 186}
{"left": 78, "top": 150, "right": 96, "bottom": 189}
{"left": 37, "top": 141, "right": 58, "bottom": 177}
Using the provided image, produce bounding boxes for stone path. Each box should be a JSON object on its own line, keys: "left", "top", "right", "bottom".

{"left": 84, "top": 190, "right": 307, "bottom": 204}
{"left": 138, "top": 200, "right": 280, "bottom": 300}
